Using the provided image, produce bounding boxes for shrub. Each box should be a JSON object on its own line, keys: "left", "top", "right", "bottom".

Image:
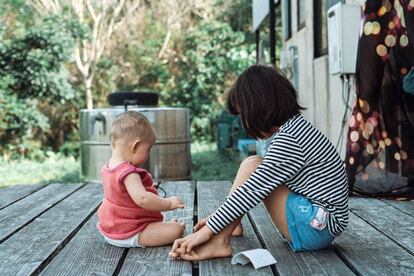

{"left": 0, "top": 16, "right": 77, "bottom": 159}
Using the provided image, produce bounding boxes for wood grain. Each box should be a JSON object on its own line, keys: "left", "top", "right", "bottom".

{"left": 333, "top": 212, "right": 414, "bottom": 275}
{"left": 0, "top": 184, "right": 46, "bottom": 210}
{"left": 1, "top": 180, "right": 413, "bottom": 275}
{"left": 0, "top": 183, "right": 82, "bottom": 243}
{"left": 40, "top": 215, "right": 125, "bottom": 276}
{"left": 350, "top": 197, "right": 414, "bottom": 254}
{"left": 0, "top": 183, "right": 103, "bottom": 275}
{"left": 118, "top": 181, "right": 195, "bottom": 276}
{"left": 197, "top": 181, "right": 273, "bottom": 276}
{"left": 249, "top": 203, "right": 354, "bottom": 275}
{"left": 380, "top": 198, "right": 414, "bottom": 218}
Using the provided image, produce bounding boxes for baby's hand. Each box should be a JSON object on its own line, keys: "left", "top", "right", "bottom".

{"left": 168, "top": 196, "right": 184, "bottom": 210}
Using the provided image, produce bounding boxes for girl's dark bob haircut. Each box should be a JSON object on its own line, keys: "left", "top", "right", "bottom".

{"left": 227, "top": 64, "right": 305, "bottom": 139}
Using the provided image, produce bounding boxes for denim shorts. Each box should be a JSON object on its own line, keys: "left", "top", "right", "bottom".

{"left": 285, "top": 192, "right": 335, "bottom": 252}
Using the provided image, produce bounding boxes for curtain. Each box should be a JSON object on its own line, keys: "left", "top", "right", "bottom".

{"left": 345, "top": 0, "right": 414, "bottom": 197}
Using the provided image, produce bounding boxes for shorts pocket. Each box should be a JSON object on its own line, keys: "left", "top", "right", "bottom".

{"left": 292, "top": 196, "right": 316, "bottom": 223}
{"left": 296, "top": 205, "right": 334, "bottom": 251}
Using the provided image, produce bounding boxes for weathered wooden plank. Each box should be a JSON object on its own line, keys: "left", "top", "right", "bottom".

{"left": 249, "top": 203, "right": 354, "bottom": 276}
{"left": 41, "top": 181, "right": 194, "bottom": 276}
{"left": 118, "top": 181, "right": 195, "bottom": 276}
{"left": 197, "top": 181, "right": 273, "bottom": 276}
{"left": 333, "top": 212, "right": 414, "bottom": 275}
{"left": 349, "top": 197, "right": 414, "bottom": 254}
{"left": 0, "top": 184, "right": 103, "bottom": 275}
{"left": 0, "top": 183, "right": 82, "bottom": 243}
{"left": 380, "top": 198, "right": 414, "bottom": 218}
{"left": 40, "top": 215, "right": 125, "bottom": 276}
{"left": 0, "top": 184, "right": 46, "bottom": 210}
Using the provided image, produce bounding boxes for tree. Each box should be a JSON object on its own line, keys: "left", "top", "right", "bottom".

{"left": 165, "top": 21, "right": 255, "bottom": 140}
{"left": 31, "top": 0, "right": 142, "bottom": 109}
{"left": 91, "top": 0, "right": 215, "bottom": 103}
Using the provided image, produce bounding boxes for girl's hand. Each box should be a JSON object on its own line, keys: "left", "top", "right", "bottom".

{"left": 170, "top": 226, "right": 214, "bottom": 256}
{"left": 193, "top": 217, "right": 209, "bottom": 232}
{"left": 169, "top": 196, "right": 184, "bottom": 210}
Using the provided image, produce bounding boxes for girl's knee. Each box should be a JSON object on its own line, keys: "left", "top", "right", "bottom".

{"left": 240, "top": 155, "right": 263, "bottom": 171}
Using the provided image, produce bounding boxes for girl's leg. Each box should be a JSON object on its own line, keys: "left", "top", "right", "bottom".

{"left": 176, "top": 156, "right": 260, "bottom": 260}
{"left": 178, "top": 155, "right": 292, "bottom": 261}
{"left": 263, "top": 185, "right": 291, "bottom": 241}
{"left": 230, "top": 155, "right": 263, "bottom": 236}
{"left": 230, "top": 155, "right": 292, "bottom": 241}
{"left": 139, "top": 219, "right": 185, "bottom": 247}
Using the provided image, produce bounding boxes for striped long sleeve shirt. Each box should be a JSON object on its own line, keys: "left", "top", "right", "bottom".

{"left": 207, "top": 114, "right": 349, "bottom": 237}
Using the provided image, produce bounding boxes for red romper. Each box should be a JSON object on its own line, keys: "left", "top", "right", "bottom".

{"left": 96, "top": 162, "right": 164, "bottom": 239}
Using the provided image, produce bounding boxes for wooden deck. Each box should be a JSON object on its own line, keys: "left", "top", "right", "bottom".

{"left": 0, "top": 181, "right": 413, "bottom": 275}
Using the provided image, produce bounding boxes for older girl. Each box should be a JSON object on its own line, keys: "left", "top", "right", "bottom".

{"left": 170, "top": 64, "right": 349, "bottom": 260}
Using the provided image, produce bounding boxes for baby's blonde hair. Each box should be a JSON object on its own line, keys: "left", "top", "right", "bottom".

{"left": 110, "top": 111, "right": 154, "bottom": 147}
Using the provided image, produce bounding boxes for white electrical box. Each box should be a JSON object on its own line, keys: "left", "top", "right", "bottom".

{"left": 327, "top": 3, "right": 361, "bottom": 75}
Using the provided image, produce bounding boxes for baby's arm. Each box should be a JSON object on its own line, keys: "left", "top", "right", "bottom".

{"left": 124, "top": 173, "right": 184, "bottom": 212}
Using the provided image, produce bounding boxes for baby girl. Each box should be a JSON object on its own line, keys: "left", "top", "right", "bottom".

{"left": 96, "top": 111, "right": 185, "bottom": 248}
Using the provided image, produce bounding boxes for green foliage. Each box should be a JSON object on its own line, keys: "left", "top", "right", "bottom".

{"left": 215, "top": 0, "right": 254, "bottom": 39}
{"left": 95, "top": 19, "right": 255, "bottom": 142}
{"left": 0, "top": 1, "right": 264, "bottom": 162}
{"left": 0, "top": 77, "right": 49, "bottom": 158}
{"left": 0, "top": 0, "right": 35, "bottom": 24}
{"left": 0, "top": 16, "right": 75, "bottom": 101}
{"left": 164, "top": 21, "right": 255, "bottom": 141}
{"left": 0, "top": 16, "right": 77, "bottom": 159}
{"left": 132, "top": 22, "right": 171, "bottom": 91}
{"left": 94, "top": 16, "right": 171, "bottom": 102}
{"left": 58, "top": 131, "right": 80, "bottom": 157}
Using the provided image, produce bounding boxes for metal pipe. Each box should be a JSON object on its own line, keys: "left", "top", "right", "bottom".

{"left": 255, "top": 29, "right": 260, "bottom": 63}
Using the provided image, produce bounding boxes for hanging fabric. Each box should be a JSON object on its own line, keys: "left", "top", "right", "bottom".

{"left": 345, "top": 0, "right": 414, "bottom": 198}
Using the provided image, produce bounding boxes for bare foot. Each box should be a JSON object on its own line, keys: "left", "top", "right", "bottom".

{"left": 177, "top": 236, "right": 233, "bottom": 261}
{"left": 170, "top": 218, "right": 186, "bottom": 237}
{"left": 231, "top": 224, "right": 243, "bottom": 236}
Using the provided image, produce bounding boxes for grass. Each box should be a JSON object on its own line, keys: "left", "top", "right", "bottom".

{"left": 191, "top": 142, "right": 241, "bottom": 181}
{"left": 0, "top": 152, "right": 82, "bottom": 188}
{"left": 0, "top": 142, "right": 241, "bottom": 188}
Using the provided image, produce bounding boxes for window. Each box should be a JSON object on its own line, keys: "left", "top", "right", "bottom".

{"left": 297, "top": 0, "right": 306, "bottom": 30}
{"left": 314, "top": 0, "right": 343, "bottom": 57}
{"left": 284, "top": 0, "right": 291, "bottom": 40}
{"left": 314, "top": 0, "right": 328, "bottom": 57}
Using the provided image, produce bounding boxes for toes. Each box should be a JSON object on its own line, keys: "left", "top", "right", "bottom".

{"left": 180, "top": 251, "right": 198, "bottom": 261}
{"left": 177, "top": 245, "right": 187, "bottom": 254}
{"left": 169, "top": 251, "right": 179, "bottom": 258}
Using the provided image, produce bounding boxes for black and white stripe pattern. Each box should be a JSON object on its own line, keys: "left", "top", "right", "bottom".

{"left": 207, "top": 114, "right": 349, "bottom": 237}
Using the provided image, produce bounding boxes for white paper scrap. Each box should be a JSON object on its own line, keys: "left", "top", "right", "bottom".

{"left": 231, "top": 248, "right": 277, "bottom": 269}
